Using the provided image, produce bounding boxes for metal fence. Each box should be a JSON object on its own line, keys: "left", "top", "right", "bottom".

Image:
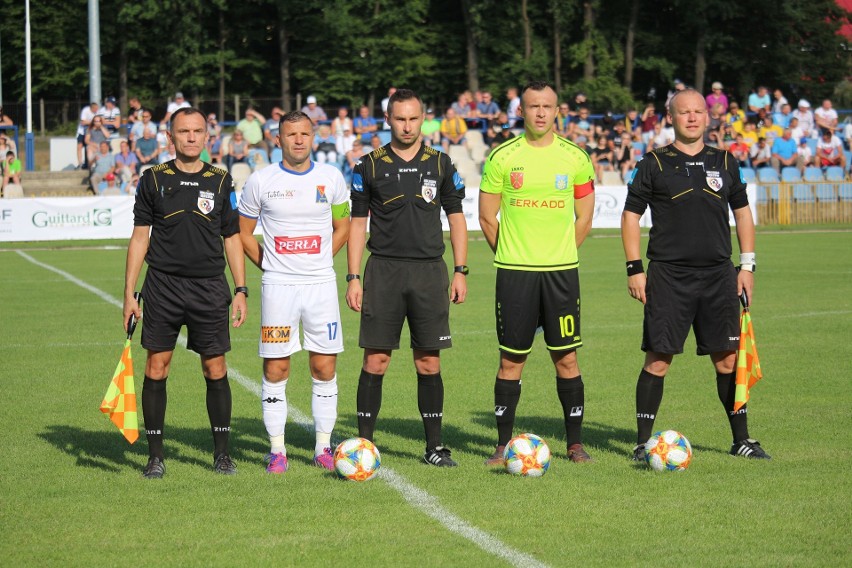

{"left": 756, "top": 181, "right": 852, "bottom": 224}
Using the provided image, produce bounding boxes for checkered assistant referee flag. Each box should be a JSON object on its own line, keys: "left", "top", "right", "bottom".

{"left": 734, "top": 292, "right": 763, "bottom": 413}
{"left": 99, "top": 293, "right": 141, "bottom": 444}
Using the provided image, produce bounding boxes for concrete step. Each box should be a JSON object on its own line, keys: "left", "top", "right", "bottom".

{"left": 22, "top": 170, "right": 92, "bottom": 197}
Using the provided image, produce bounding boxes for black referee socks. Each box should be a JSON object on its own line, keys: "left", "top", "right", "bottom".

{"left": 357, "top": 371, "right": 384, "bottom": 441}
{"left": 717, "top": 371, "right": 750, "bottom": 442}
{"left": 417, "top": 373, "right": 444, "bottom": 451}
{"left": 205, "top": 375, "right": 232, "bottom": 457}
{"left": 635, "top": 369, "right": 664, "bottom": 445}
{"left": 494, "top": 378, "right": 521, "bottom": 446}
{"left": 142, "top": 375, "right": 167, "bottom": 460}
{"left": 556, "top": 376, "right": 585, "bottom": 447}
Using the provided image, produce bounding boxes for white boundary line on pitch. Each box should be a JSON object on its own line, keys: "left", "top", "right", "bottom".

{"left": 17, "top": 250, "right": 548, "bottom": 568}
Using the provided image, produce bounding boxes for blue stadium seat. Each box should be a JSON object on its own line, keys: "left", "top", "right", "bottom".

{"left": 838, "top": 183, "right": 852, "bottom": 202}
{"left": 741, "top": 167, "right": 756, "bottom": 184}
{"left": 825, "top": 166, "right": 844, "bottom": 182}
{"left": 270, "top": 148, "right": 282, "bottom": 164}
{"left": 377, "top": 131, "right": 392, "bottom": 145}
{"left": 781, "top": 167, "right": 801, "bottom": 182}
{"left": 845, "top": 150, "right": 852, "bottom": 168}
{"left": 757, "top": 167, "right": 779, "bottom": 183}
{"left": 793, "top": 184, "right": 814, "bottom": 203}
{"left": 806, "top": 138, "right": 818, "bottom": 154}
{"left": 632, "top": 142, "right": 646, "bottom": 156}
{"left": 803, "top": 166, "right": 823, "bottom": 182}
{"left": 815, "top": 184, "right": 835, "bottom": 202}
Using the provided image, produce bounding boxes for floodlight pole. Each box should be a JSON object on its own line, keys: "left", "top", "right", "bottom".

{"left": 24, "top": 0, "right": 34, "bottom": 171}
{"left": 88, "top": 0, "right": 102, "bottom": 105}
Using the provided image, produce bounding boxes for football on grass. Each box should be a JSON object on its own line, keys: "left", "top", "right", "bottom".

{"left": 645, "top": 430, "right": 693, "bottom": 472}
{"left": 334, "top": 437, "right": 381, "bottom": 481}
{"left": 504, "top": 433, "right": 551, "bottom": 477}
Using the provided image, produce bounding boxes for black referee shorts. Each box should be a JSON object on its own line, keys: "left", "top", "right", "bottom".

{"left": 359, "top": 256, "right": 451, "bottom": 351}
{"left": 495, "top": 268, "right": 582, "bottom": 355}
{"left": 140, "top": 268, "right": 232, "bottom": 356}
{"left": 642, "top": 261, "right": 740, "bottom": 356}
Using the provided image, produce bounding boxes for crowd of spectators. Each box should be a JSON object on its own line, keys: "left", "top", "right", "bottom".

{"left": 62, "top": 83, "right": 852, "bottom": 195}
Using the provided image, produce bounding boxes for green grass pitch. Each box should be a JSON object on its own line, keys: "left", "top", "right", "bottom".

{"left": 1, "top": 228, "right": 850, "bottom": 566}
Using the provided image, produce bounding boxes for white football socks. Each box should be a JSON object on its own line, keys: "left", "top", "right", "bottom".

{"left": 312, "top": 375, "right": 338, "bottom": 454}
{"left": 262, "top": 376, "right": 288, "bottom": 455}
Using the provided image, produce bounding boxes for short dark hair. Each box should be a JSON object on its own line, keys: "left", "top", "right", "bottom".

{"left": 279, "top": 110, "right": 314, "bottom": 131}
{"left": 387, "top": 88, "right": 423, "bottom": 116}
{"left": 521, "top": 81, "right": 556, "bottom": 97}
{"left": 169, "top": 107, "right": 205, "bottom": 132}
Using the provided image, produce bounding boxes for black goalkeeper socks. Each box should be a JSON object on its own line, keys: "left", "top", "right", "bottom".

{"left": 357, "top": 370, "right": 384, "bottom": 441}
{"left": 556, "top": 375, "right": 585, "bottom": 447}
{"left": 205, "top": 375, "right": 232, "bottom": 457}
{"left": 636, "top": 369, "right": 664, "bottom": 445}
{"left": 142, "top": 375, "right": 167, "bottom": 460}
{"left": 494, "top": 378, "right": 521, "bottom": 446}
{"left": 417, "top": 372, "right": 444, "bottom": 450}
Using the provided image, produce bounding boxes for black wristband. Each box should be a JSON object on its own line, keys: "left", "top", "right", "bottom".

{"left": 626, "top": 259, "right": 644, "bottom": 276}
{"left": 234, "top": 286, "right": 248, "bottom": 298}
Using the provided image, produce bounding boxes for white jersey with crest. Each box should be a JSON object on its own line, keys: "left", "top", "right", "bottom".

{"left": 239, "top": 161, "right": 348, "bottom": 284}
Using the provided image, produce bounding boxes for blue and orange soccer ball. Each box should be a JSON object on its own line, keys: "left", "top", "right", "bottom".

{"left": 504, "top": 433, "right": 551, "bottom": 477}
{"left": 334, "top": 437, "right": 381, "bottom": 481}
{"left": 645, "top": 430, "right": 693, "bottom": 472}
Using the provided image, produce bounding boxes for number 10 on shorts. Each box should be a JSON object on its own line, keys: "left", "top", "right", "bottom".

{"left": 559, "top": 315, "right": 575, "bottom": 338}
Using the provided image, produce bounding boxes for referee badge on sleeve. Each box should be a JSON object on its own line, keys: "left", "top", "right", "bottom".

{"left": 706, "top": 171, "right": 723, "bottom": 192}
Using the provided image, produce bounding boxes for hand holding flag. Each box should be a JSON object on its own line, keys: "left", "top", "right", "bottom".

{"left": 99, "top": 292, "right": 141, "bottom": 444}
{"left": 734, "top": 291, "right": 763, "bottom": 412}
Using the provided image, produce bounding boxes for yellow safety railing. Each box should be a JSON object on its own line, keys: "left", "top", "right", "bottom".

{"left": 755, "top": 181, "right": 852, "bottom": 225}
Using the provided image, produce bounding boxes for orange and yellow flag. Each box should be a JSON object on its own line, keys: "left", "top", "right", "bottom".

{"left": 734, "top": 308, "right": 763, "bottom": 412}
{"left": 100, "top": 338, "right": 139, "bottom": 444}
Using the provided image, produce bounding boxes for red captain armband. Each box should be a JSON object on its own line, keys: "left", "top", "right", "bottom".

{"left": 574, "top": 180, "right": 595, "bottom": 199}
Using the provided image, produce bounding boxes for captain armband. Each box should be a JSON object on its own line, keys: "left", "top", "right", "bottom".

{"left": 331, "top": 202, "right": 351, "bottom": 220}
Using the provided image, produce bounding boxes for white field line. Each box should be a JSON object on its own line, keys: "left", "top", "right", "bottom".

{"left": 17, "top": 250, "right": 548, "bottom": 568}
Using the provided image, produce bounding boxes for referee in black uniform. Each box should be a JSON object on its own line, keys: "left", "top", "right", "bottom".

{"left": 622, "top": 88, "right": 770, "bottom": 461}
{"left": 346, "top": 88, "right": 468, "bottom": 467}
{"left": 124, "top": 107, "right": 247, "bottom": 478}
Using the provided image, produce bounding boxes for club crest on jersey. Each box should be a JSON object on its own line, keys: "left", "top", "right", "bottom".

{"left": 197, "top": 190, "right": 215, "bottom": 214}
{"left": 316, "top": 185, "right": 328, "bottom": 203}
{"left": 510, "top": 171, "right": 524, "bottom": 189}
{"left": 422, "top": 178, "right": 437, "bottom": 203}
{"left": 555, "top": 174, "right": 569, "bottom": 190}
{"left": 705, "top": 171, "right": 723, "bottom": 192}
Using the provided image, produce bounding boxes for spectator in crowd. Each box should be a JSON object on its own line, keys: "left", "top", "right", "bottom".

{"left": 749, "top": 137, "right": 772, "bottom": 169}
{"left": 793, "top": 100, "right": 816, "bottom": 138}
{"left": 574, "top": 134, "right": 589, "bottom": 153}
{"left": 599, "top": 111, "right": 617, "bottom": 137}
{"left": 440, "top": 107, "right": 468, "bottom": 152}
{"left": 748, "top": 86, "right": 771, "bottom": 114}
{"left": 705, "top": 81, "right": 728, "bottom": 113}
{"left": 127, "top": 97, "right": 143, "bottom": 126}
{"left": 665, "top": 78, "right": 686, "bottom": 109}
{"left": 477, "top": 91, "right": 501, "bottom": 122}
{"left": 741, "top": 122, "right": 759, "bottom": 147}
{"left": 640, "top": 103, "right": 659, "bottom": 141}
{"left": 506, "top": 87, "right": 521, "bottom": 127}
{"left": 0, "top": 134, "right": 14, "bottom": 158}
{"left": 772, "top": 89, "right": 789, "bottom": 114}
{"left": 816, "top": 128, "right": 845, "bottom": 170}
{"left": 573, "top": 107, "right": 595, "bottom": 141}
{"left": 313, "top": 123, "right": 338, "bottom": 165}
{"left": 613, "top": 131, "right": 636, "bottom": 180}
{"left": 336, "top": 125, "right": 356, "bottom": 160}
{"left": 85, "top": 115, "right": 111, "bottom": 164}
{"left": 237, "top": 107, "right": 266, "bottom": 148}
{"left": 705, "top": 103, "right": 725, "bottom": 147}
{"left": 485, "top": 111, "right": 513, "bottom": 148}
{"left": 556, "top": 102, "right": 572, "bottom": 137}
{"left": 0, "top": 105, "right": 13, "bottom": 126}
{"left": 2, "top": 150, "right": 21, "bottom": 189}
{"left": 624, "top": 107, "right": 642, "bottom": 139}
{"left": 134, "top": 125, "right": 159, "bottom": 171}
{"left": 158, "top": 142, "right": 177, "bottom": 164}
{"left": 797, "top": 137, "right": 814, "bottom": 170}
{"left": 353, "top": 105, "right": 378, "bottom": 143}
{"left": 591, "top": 135, "right": 614, "bottom": 181}
{"left": 343, "top": 137, "right": 368, "bottom": 185}
{"left": 770, "top": 128, "right": 802, "bottom": 172}
{"left": 843, "top": 119, "right": 852, "bottom": 152}
{"left": 720, "top": 123, "right": 735, "bottom": 147}
{"left": 89, "top": 141, "right": 116, "bottom": 190}
{"left": 789, "top": 116, "right": 805, "bottom": 141}
{"left": 380, "top": 87, "right": 396, "bottom": 130}
{"left": 729, "top": 133, "right": 751, "bottom": 168}
{"left": 301, "top": 95, "right": 328, "bottom": 128}
{"left": 421, "top": 108, "right": 442, "bottom": 146}
{"left": 130, "top": 108, "right": 158, "bottom": 148}
{"left": 226, "top": 129, "right": 249, "bottom": 171}
{"left": 814, "top": 99, "right": 838, "bottom": 133}
{"left": 206, "top": 113, "right": 223, "bottom": 163}
{"left": 451, "top": 92, "right": 472, "bottom": 119}
{"left": 331, "top": 106, "right": 353, "bottom": 139}
{"left": 725, "top": 101, "right": 746, "bottom": 134}
{"left": 759, "top": 116, "right": 783, "bottom": 146}
{"left": 263, "top": 108, "right": 283, "bottom": 154}
{"left": 646, "top": 121, "right": 673, "bottom": 152}
{"left": 156, "top": 122, "right": 171, "bottom": 154}
{"left": 76, "top": 101, "right": 99, "bottom": 169}
{"left": 115, "top": 139, "right": 139, "bottom": 184}
{"left": 98, "top": 96, "right": 122, "bottom": 135}
{"left": 163, "top": 91, "right": 190, "bottom": 123}
{"left": 569, "top": 92, "right": 588, "bottom": 116}
{"left": 774, "top": 103, "right": 793, "bottom": 128}
{"left": 101, "top": 172, "right": 123, "bottom": 196}
{"left": 370, "top": 134, "right": 382, "bottom": 151}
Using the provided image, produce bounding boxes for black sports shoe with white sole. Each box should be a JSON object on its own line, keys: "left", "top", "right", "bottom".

{"left": 213, "top": 453, "right": 238, "bottom": 474}
{"left": 730, "top": 439, "right": 771, "bottom": 459}
{"left": 632, "top": 444, "right": 647, "bottom": 462}
{"left": 424, "top": 446, "right": 458, "bottom": 467}
{"left": 142, "top": 456, "right": 165, "bottom": 479}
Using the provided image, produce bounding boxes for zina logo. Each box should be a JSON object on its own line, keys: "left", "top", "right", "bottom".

{"left": 180, "top": 181, "right": 200, "bottom": 186}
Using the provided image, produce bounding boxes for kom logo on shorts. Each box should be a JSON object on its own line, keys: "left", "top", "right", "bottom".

{"left": 274, "top": 235, "right": 321, "bottom": 254}
{"left": 261, "top": 326, "right": 291, "bottom": 343}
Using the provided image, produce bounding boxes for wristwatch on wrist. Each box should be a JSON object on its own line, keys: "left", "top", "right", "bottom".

{"left": 234, "top": 286, "right": 248, "bottom": 298}
{"left": 454, "top": 265, "right": 469, "bottom": 276}
{"left": 346, "top": 274, "right": 360, "bottom": 282}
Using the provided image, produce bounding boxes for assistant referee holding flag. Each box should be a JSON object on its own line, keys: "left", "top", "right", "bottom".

{"left": 622, "top": 88, "right": 770, "bottom": 461}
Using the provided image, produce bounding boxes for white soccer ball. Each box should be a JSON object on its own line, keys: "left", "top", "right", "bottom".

{"left": 504, "top": 433, "right": 551, "bottom": 477}
{"left": 334, "top": 437, "right": 381, "bottom": 481}
{"left": 645, "top": 430, "right": 693, "bottom": 472}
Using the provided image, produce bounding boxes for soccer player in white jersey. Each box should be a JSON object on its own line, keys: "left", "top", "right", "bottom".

{"left": 239, "top": 111, "right": 351, "bottom": 473}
